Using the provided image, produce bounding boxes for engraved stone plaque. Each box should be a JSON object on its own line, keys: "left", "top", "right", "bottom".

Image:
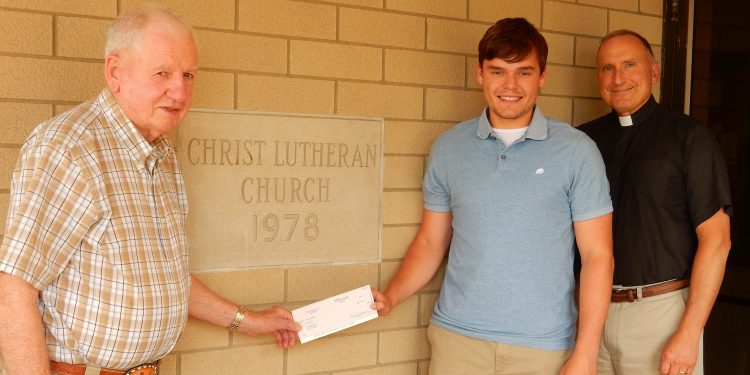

{"left": 178, "top": 110, "right": 383, "bottom": 270}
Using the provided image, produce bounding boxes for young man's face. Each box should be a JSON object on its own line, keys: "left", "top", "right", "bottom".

{"left": 596, "top": 35, "right": 659, "bottom": 116}
{"left": 477, "top": 51, "right": 546, "bottom": 129}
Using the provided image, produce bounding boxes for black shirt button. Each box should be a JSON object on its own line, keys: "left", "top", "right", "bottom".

{"left": 500, "top": 154, "right": 507, "bottom": 160}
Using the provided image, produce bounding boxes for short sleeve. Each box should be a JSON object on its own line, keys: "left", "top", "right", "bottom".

{"left": 685, "top": 124, "right": 733, "bottom": 227}
{"left": 0, "top": 142, "right": 99, "bottom": 289}
{"left": 569, "top": 135, "right": 613, "bottom": 222}
{"left": 422, "top": 141, "right": 451, "bottom": 213}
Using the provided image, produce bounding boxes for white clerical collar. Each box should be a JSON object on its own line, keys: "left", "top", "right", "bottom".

{"left": 618, "top": 115, "right": 634, "bottom": 127}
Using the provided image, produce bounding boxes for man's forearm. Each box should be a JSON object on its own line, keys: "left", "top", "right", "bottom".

{"left": 187, "top": 275, "right": 238, "bottom": 327}
{"left": 679, "top": 210, "right": 731, "bottom": 338}
{"left": 383, "top": 241, "right": 446, "bottom": 308}
{"left": 677, "top": 250, "right": 727, "bottom": 342}
{"left": 383, "top": 210, "right": 452, "bottom": 309}
{"left": 658, "top": 209, "right": 731, "bottom": 373}
{"left": 0, "top": 273, "right": 50, "bottom": 375}
{"left": 187, "top": 274, "right": 300, "bottom": 345}
{"left": 572, "top": 214, "right": 613, "bottom": 358}
{"left": 576, "top": 251, "right": 613, "bottom": 354}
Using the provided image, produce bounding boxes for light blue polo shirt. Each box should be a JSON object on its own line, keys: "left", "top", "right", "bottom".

{"left": 426, "top": 106, "right": 612, "bottom": 350}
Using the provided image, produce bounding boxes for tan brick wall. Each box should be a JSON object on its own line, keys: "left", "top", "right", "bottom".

{"left": 0, "top": 1, "right": 664, "bottom": 373}
{"left": 0, "top": 10, "right": 52, "bottom": 55}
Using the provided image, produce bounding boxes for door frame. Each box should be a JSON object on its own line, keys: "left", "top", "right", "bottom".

{"left": 660, "top": 0, "right": 693, "bottom": 114}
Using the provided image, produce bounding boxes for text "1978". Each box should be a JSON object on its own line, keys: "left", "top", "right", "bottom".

{"left": 250, "top": 213, "right": 319, "bottom": 242}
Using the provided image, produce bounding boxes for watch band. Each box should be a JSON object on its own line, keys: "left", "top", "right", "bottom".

{"left": 228, "top": 305, "right": 247, "bottom": 331}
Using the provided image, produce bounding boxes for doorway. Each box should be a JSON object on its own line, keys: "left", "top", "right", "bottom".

{"left": 662, "top": 0, "right": 750, "bottom": 373}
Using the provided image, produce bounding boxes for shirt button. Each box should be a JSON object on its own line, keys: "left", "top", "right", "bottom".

{"left": 500, "top": 154, "right": 507, "bottom": 160}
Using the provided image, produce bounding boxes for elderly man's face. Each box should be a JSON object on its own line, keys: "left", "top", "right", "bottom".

{"left": 109, "top": 22, "right": 197, "bottom": 142}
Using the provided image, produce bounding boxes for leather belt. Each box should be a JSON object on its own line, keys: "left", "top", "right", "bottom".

{"left": 611, "top": 279, "right": 689, "bottom": 303}
{"left": 50, "top": 360, "right": 159, "bottom": 375}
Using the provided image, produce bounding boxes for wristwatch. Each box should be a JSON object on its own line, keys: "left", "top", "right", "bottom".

{"left": 228, "top": 305, "right": 247, "bottom": 331}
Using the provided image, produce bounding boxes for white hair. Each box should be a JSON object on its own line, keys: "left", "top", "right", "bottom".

{"left": 104, "top": 3, "right": 194, "bottom": 57}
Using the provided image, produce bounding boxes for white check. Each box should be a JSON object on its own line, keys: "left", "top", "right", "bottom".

{"left": 292, "top": 285, "right": 379, "bottom": 344}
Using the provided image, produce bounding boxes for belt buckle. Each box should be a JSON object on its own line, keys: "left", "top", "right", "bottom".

{"left": 124, "top": 362, "right": 159, "bottom": 375}
{"left": 612, "top": 286, "right": 637, "bottom": 302}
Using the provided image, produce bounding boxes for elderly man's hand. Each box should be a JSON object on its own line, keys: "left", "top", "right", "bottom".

{"left": 242, "top": 306, "right": 302, "bottom": 348}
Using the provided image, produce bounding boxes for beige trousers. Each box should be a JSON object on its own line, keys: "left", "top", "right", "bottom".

{"left": 427, "top": 323, "right": 572, "bottom": 375}
{"left": 598, "top": 288, "right": 703, "bottom": 375}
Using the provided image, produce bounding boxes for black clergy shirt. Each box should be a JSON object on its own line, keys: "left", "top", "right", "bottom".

{"left": 579, "top": 96, "right": 732, "bottom": 286}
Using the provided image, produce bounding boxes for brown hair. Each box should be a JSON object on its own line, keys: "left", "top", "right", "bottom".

{"left": 478, "top": 18, "right": 548, "bottom": 73}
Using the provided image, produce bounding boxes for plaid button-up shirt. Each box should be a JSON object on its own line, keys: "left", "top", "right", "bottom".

{"left": 0, "top": 89, "right": 190, "bottom": 369}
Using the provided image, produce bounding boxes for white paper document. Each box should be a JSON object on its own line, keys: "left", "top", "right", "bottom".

{"left": 292, "top": 285, "right": 379, "bottom": 344}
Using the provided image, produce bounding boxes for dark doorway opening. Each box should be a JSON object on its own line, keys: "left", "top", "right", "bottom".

{"left": 662, "top": 0, "right": 750, "bottom": 373}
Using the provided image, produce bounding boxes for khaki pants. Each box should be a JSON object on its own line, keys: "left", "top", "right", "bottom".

{"left": 598, "top": 288, "right": 703, "bottom": 375}
{"left": 427, "top": 323, "right": 572, "bottom": 375}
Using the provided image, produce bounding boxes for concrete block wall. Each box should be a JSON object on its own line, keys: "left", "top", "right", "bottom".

{"left": 0, "top": 1, "right": 663, "bottom": 374}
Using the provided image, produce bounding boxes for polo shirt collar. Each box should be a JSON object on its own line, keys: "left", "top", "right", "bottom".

{"left": 476, "top": 105, "right": 548, "bottom": 141}
{"left": 97, "top": 88, "right": 172, "bottom": 173}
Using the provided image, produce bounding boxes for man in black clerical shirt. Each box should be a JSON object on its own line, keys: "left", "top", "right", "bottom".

{"left": 579, "top": 30, "right": 732, "bottom": 375}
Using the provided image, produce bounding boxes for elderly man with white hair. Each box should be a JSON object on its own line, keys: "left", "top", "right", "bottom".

{"left": 0, "top": 5, "right": 300, "bottom": 375}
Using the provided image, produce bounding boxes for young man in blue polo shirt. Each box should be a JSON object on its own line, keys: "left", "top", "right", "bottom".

{"left": 372, "top": 18, "right": 614, "bottom": 374}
